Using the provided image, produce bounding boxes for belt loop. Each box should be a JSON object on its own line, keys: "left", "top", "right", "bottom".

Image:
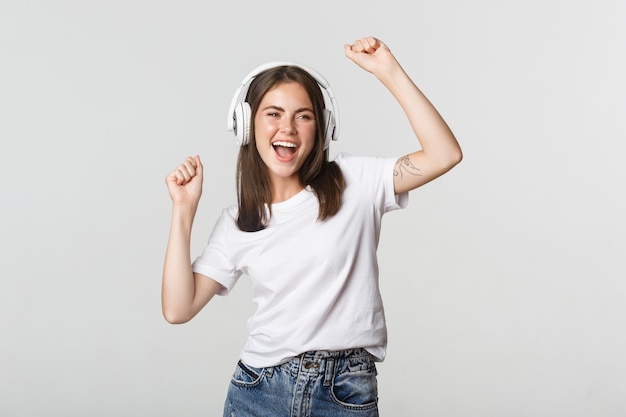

{"left": 323, "top": 357, "right": 334, "bottom": 387}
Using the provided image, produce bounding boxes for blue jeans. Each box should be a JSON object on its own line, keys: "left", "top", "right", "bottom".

{"left": 223, "top": 348, "right": 379, "bottom": 417}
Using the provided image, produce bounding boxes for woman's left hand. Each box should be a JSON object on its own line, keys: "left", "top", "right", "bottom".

{"left": 344, "top": 36, "right": 397, "bottom": 77}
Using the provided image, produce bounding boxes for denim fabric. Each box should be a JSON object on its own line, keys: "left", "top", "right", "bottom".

{"left": 223, "top": 349, "right": 379, "bottom": 417}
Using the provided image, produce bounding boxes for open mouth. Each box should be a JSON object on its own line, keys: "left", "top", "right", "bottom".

{"left": 272, "top": 141, "right": 297, "bottom": 159}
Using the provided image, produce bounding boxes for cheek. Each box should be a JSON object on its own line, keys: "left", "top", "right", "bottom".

{"left": 254, "top": 114, "right": 278, "bottom": 133}
{"left": 254, "top": 125, "right": 278, "bottom": 149}
{"left": 301, "top": 124, "right": 318, "bottom": 145}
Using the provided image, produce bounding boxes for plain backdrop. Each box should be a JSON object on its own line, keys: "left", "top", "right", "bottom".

{"left": 1, "top": 1, "right": 625, "bottom": 416}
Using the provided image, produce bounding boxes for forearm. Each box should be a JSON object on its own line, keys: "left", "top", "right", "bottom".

{"left": 161, "top": 203, "right": 197, "bottom": 323}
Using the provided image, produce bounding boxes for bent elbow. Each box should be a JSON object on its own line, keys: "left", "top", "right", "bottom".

{"left": 162, "top": 308, "right": 192, "bottom": 325}
{"left": 437, "top": 148, "right": 463, "bottom": 174}
{"left": 450, "top": 147, "right": 463, "bottom": 167}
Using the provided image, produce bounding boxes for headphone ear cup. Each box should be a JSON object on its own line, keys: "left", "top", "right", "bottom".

{"left": 234, "top": 102, "right": 252, "bottom": 146}
{"left": 322, "top": 109, "right": 335, "bottom": 150}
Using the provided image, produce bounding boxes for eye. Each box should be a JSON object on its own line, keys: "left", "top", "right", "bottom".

{"left": 266, "top": 112, "right": 279, "bottom": 117}
{"left": 296, "top": 113, "right": 313, "bottom": 120}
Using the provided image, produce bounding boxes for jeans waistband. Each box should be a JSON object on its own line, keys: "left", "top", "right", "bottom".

{"left": 275, "top": 348, "right": 372, "bottom": 381}
{"left": 299, "top": 348, "right": 369, "bottom": 361}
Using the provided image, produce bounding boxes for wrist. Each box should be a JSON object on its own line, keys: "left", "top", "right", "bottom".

{"left": 171, "top": 202, "right": 198, "bottom": 224}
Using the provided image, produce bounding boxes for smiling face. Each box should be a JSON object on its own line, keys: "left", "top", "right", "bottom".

{"left": 253, "top": 81, "right": 317, "bottom": 191}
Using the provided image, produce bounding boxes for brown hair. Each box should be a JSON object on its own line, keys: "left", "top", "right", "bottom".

{"left": 236, "top": 65, "right": 345, "bottom": 232}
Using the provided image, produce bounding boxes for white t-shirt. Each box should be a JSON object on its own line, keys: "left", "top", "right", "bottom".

{"left": 192, "top": 152, "right": 408, "bottom": 367}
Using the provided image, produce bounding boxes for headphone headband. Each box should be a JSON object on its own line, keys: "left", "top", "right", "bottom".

{"left": 227, "top": 61, "right": 339, "bottom": 148}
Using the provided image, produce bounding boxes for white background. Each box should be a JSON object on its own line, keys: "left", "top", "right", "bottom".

{"left": 1, "top": 1, "right": 625, "bottom": 416}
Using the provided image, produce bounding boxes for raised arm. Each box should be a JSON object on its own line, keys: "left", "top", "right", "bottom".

{"left": 162, "top": 155, "right": 224, "bottom": 324}
{"left": 344, "top": 37, "right": 462, "bottom": 194}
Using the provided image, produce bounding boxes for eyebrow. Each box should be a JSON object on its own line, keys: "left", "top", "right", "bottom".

{"left": 261, "top": 105, "right": 315, "bottom": 114}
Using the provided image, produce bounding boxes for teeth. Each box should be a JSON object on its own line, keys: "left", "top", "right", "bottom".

{"left": 272, "top": 141, "right": 296, "bottom": 148}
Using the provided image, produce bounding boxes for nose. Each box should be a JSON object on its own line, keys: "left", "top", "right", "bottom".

{"left": 280, "top": 119, "right": 296, "bottom": 134}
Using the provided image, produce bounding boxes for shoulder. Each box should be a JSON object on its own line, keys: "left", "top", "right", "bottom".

{"left": 332, "top": 152, "right": 369, "bottom": 173}
{"left": 333, "top": 152, "right": 399, "bottom": 180}
{"left": 333, "top": 152, "right": 409, "bottom": 213}
{"left": 211, "top": 204, "right": 239, "bottom": 234}
{"left": 333, "top": 151, "right": 358, "bottom": 167}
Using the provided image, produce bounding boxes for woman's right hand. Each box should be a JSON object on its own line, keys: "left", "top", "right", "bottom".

{"left": 165, "top": 155, "right": 203, "bottom": 206}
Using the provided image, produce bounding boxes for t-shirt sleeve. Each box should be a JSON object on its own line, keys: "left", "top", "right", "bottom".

{"left": 191, "top": 208, "right": 241, "bottom": 296}
{"left": 335, "top": 152, "right": 408, "bottom": 213}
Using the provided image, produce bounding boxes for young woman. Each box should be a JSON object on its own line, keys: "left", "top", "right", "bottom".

{"left": 162, "top": 36, "right": 462, "bottom": 416}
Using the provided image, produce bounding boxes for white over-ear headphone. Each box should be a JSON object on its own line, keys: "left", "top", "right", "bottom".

{"left": 227, "top": 61, "right": 339, "bottom": 149}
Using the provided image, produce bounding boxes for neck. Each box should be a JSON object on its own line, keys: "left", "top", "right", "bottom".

{"left": 270, "top": 176, "right": 305, "bottom": 203}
